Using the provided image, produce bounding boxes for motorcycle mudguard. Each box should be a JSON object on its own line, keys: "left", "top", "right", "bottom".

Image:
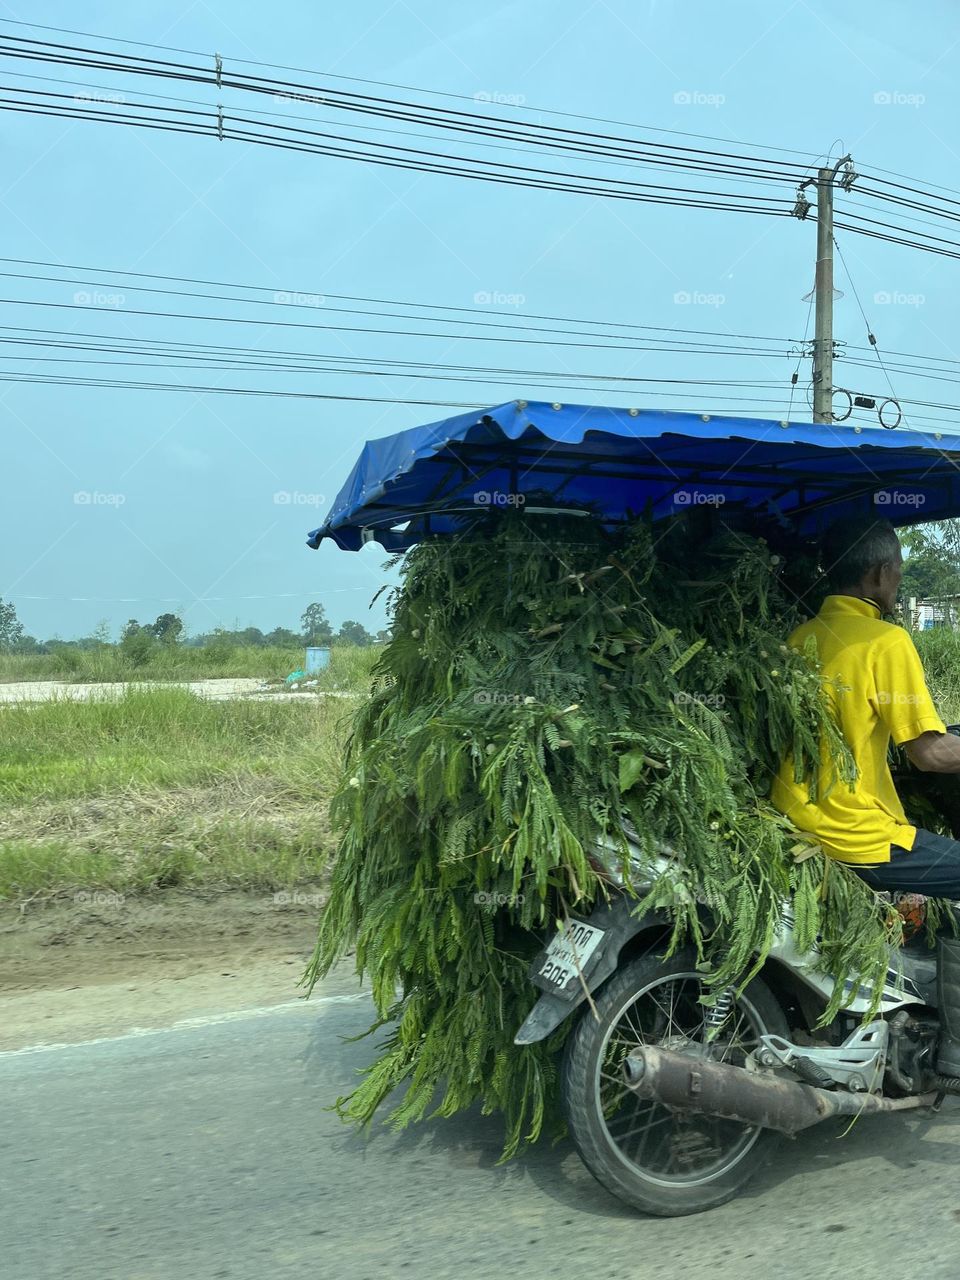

{"left": 514, "top": 898, "right": 665, "bottom": 1045}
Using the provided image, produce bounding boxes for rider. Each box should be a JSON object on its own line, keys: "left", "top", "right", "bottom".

{"left": 770, "top": 514, "right": 960, "bottom": 1078}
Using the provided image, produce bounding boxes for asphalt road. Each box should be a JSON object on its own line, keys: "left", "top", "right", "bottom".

{"left": 6, "top": 967, "right": 960, "bottom": 1280}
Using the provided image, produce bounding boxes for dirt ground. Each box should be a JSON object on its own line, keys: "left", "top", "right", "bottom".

{"left": 0, "top": 888, "right": 347, "bottom": 1050}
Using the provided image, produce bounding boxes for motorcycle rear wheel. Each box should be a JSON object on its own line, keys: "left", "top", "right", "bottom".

{"left": 561, "top": 947, "right": 789, "bottom": 1217}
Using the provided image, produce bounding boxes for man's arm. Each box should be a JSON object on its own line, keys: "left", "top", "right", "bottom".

{"left": 905, "top": 731, "right": 960, "bottom": 773}
{"left": 873, "top": 630, "right": 948, "bottom": 769}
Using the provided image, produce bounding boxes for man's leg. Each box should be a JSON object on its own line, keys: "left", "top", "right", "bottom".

{"left": 854, "top": 829, "right": 960, "bottom": 1078}
{"left": 853, "top": 828, "right": 960, "bottom": 900}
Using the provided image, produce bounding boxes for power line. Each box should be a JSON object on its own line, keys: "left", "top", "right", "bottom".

{"left": 0, "top": 325, "right": 783, "bottom": 364}
{"left": 0, "top": 369, "right": 479, "bottom": 408}
{"left": 0, "top": 347, "right": 790, "bottom": 394}
{"left": 0, "top": 366, "right": 811, "bottom": 409}
{"left": 17, "top": 255, "right": 960, "bottom": 379}
{"left": 5, "top": 24, "right": 960, "bottom": 263}
{"left": 5, "top": 364, "right": 960, "bottom": 431}
{"left": 0, "top": 18, "right": 824, "bottom": 164}
{"left": 0, "top": 88, "right": 795, "bottom": 215}
{"left": 16, "top": 588, "right": 369, "bottom": 603}
{"left": 4, "top": 79, "right": 956, "bottom": 263}
{"left": 0, "top": 258, "right": 798, "bottom": 348}
{"left": 0, "top": 66, "right": 810, "bottom": 194}
{"left": 6, "top": 358, "right": 960, "bottom": 430}
{"left": 0, "top": 366, "right": 788, "bottom": 401}
{"left": 0, "top": 294, "right": 796, "bottom": 357}
{"left": 833, "top": 217, "right": 960, "bottom": 262}
{"left": 0, "top": 41, "right": 807, "bottom": 186}
{"left": 0, "top": 255, "right": 797, "bottom": 340}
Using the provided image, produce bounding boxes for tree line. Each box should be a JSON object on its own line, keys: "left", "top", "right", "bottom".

{"left": 0, "top": 599, "right": 387, "bottom": 655}
{"left": 3, "top": 521, "right": 957, "bottom": 657}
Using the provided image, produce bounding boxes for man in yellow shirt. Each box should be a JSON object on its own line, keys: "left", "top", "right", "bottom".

{"left": 770, "top": 515, "right": 960, "bottom": 1076}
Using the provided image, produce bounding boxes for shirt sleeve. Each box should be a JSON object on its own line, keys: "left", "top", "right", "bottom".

{"left": 870, "top": 630, "right": 947, "bottom": 745}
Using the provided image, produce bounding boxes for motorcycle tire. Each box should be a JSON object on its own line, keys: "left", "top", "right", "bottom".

{"left": 561, "top": 946, "right": 789, "bottom": 1217}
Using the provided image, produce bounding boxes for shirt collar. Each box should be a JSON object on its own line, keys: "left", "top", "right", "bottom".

{"left": 821, "top": 594, "right": 883, "bottom": 620}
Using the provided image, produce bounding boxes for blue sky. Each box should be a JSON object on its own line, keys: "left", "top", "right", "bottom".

{"left": 1, "top": 0, "right": 958, "bottom": 641}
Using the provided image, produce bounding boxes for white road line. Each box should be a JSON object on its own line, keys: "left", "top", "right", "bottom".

{"left": 0, "top": 991, "right": 371, "bottom": 1059}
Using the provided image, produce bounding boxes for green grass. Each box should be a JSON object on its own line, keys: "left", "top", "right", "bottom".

{"left": 914, "top": 628, "right": 960, "bottom": 721}
{"left": 0, "top": 683, "right": 366, "bottom": 901}
{"left": 0, "top": 642, "right": 383, "bottom": 683}
{"left": 7, "top": 628, "right": 947, "bottom": 907}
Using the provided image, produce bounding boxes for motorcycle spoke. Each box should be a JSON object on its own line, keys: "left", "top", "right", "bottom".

{"left": 620, "top": 1004, "right": 654, "bottom": 1046}
{"left": 606, "top": 1104, "right": 672, "bottom": 1143}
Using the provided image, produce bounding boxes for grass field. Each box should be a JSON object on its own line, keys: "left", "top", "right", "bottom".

{"left": 2, "top": 630, "right": 956, "bottom": 905}
{"left": 913, "top": 629, "right": 960, "bottom": 720}
{"left": 0, "top": 674, "right": 370, "bottom": 902}
{"left": 0, "top": 643, "right": 379, "bottom": 684}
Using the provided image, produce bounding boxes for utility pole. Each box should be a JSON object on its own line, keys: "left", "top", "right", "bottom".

{"left": 812, "top": 166, "right": 836, "bottom": 424}
{"left": 794, "top": 155, "right": 856, "bottom": 424}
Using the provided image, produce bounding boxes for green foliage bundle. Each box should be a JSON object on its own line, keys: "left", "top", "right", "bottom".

{"left": 306, "top": 512, "right": 916, "bottom": 1156}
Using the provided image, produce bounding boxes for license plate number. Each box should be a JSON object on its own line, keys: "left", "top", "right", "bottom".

{"left": 534, "top": 920, "right": 604, "bottom": 994}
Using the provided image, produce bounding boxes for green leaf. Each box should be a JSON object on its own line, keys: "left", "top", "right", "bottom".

{"left": 618, "top": 749, "right": 648, "bottom": 793}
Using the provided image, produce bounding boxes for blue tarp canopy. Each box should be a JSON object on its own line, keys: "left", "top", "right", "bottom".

{"left": 307, "top": 400, "right": 960, "bottom": 551}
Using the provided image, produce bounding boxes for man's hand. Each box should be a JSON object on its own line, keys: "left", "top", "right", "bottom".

{"left": 905, "top": 730, "right": 960, "bottom": 774}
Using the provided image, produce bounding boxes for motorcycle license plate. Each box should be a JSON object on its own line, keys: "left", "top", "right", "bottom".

{"left": 532, "top": 920, "right": 605, "bottom": 996}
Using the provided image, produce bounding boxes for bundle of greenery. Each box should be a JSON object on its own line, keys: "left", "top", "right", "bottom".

{"left": 306, "top": 509, "right": 943, "bottom": 1156}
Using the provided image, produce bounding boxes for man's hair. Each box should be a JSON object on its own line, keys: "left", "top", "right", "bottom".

{"left": 820, "top": 516, "right": 901, "bottom": 591}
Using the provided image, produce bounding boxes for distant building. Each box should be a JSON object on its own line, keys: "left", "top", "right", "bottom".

{"left": 908, "top": 595, "right": 960, "bottom": 630}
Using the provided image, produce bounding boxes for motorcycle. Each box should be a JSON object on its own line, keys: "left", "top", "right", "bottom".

{"left": 515, "top": 821, "right": 953, "bottom": 1218}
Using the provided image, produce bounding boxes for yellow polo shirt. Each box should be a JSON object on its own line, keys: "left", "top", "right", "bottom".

{"left": 770, "top": 595, "right": 945, "bottom": 864}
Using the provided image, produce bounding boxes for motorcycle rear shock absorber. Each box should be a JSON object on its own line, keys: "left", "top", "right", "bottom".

{"left": 704, "top": 987, "right": 736, "bottom": 1041}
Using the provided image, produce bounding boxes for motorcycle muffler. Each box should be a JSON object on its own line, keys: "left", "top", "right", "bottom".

{"left": 623, "top": 1045, "right": 936, "bottom": 1133}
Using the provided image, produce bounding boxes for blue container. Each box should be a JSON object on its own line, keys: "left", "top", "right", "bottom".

{"left": 305, "top": 646, "right": 331, "bottom": 673}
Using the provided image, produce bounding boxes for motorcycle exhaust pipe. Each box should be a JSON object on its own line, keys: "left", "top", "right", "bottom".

{"left": 623, "top": 1045, "right": 936, "bottom": 1134}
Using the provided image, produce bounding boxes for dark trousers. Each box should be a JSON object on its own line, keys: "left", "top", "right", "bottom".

{"left": 854, "top": 828, "right": 960, "bottom": 902}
